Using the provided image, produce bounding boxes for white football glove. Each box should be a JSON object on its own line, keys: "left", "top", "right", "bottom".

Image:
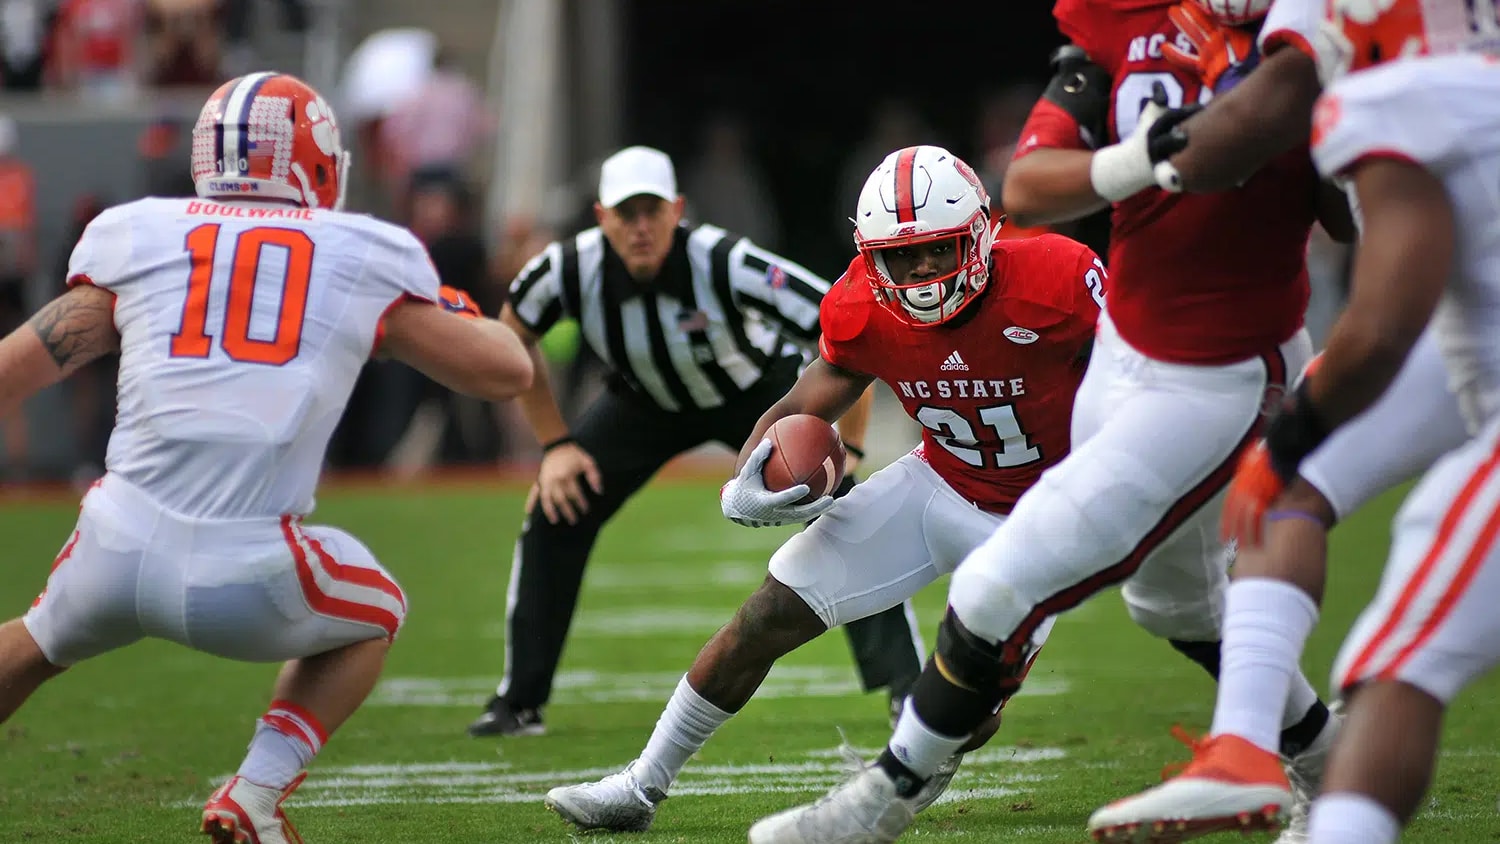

{"left": 720, "top": 439, "right": 837, "bottom": 528}
{"left": 1089, "top": 81, "right": 1197, "bottom": 201}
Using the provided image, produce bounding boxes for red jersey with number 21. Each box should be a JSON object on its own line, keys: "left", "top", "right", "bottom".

{"left": 819, "top": 234, "right": 1103, "bottom": 513}
{"left": 1014, "top": 0, "right": 1316, "bottom": 365}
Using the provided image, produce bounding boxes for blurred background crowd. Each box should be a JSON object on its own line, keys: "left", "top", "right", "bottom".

{"left": 0, "top": 0, "right": 1352, "bottom": 486}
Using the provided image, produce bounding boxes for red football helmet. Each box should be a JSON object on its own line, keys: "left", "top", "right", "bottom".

{"left": 191, "top": 72, "right": 350, "bottom": 210}
{"left": 1318, "top": 0, "right": 1500, "bottom": 81}
{"left": 853, "top": 145, "right": 995, "bottom": 327}
{"left": 1193, "top": 0, "right": 1273, "bottom": 24}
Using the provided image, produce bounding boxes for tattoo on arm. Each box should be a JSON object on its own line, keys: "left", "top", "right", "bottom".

{"left": 27, "top": 287, "right": 118, "bottom": 371}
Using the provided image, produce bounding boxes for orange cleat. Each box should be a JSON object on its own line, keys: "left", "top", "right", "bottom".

{"left": 1088, "top": 730, "right": 1292, "bottom": 843}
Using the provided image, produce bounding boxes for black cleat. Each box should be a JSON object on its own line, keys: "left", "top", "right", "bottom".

{"left": 466, "top": 696, "right": 546, "bottom": 737}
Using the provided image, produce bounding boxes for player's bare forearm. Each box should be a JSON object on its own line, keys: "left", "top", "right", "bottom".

{"left": 1001, "top": 148, "right": 1110, "bottom": 228}
{"left": 382, "top": 305, "right": 533, "bottom": 400}
{"left": 0, "top": 285, "right": 118, "bottom": 418}
{"left": 836, "top": 385, "right": 875, "bottom": 455}
{"left": 1308, "top": 160, "right": 1453, "bottom": 427}
{"left": 1167, "top": 48, "right": 1321, "bottom": 192}
{"left": 735, "top": 359, "right": 874, "bottom": 472}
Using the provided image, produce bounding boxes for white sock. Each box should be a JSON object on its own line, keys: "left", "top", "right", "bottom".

{"left": 1308, "top": 792, "right": 1401, "bottom": 844}
{"left": 888, "top": 698, "right": 968, "bottom": 780}
{"left": 632, "top": 676, "right": 732, "bottom": 793}
{"left": 237, "top": 702, "right": 324, "bottom": 790}
{"left": 1210, "top": 578, "right": 1319, "bottom": 752}
{"left": 237, "top": 725, "right": 315, "bottom": 789}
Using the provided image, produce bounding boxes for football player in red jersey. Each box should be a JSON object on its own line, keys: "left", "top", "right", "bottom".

{"left": 542, "top": 145, "right": 1103, "bottom": 835}
{"left": 1088, "top": 1, "right": 1471, "bottom": 841}
{"left": 747, "top": 3, "right": 1348, "bottom": 842}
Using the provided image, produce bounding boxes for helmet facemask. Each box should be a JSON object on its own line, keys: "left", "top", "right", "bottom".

{"left": 852, "top": 144, "right": 996, "bottom": 327}
{"left": 860, "top": 212, "right": 992, "bottom": 327}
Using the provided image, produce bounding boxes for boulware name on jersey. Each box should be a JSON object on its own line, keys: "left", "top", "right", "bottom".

{"left": 186, "top": 200, "right": 317, "bottom": 221}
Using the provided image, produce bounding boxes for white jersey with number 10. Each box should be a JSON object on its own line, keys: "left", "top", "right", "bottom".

{"left": 67, "top": 197, "right": 440, "bottom": 520}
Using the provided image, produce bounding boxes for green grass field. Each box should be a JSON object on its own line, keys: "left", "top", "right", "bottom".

{"left": 3, "top": 474, "right": 1499, "bottom": 842}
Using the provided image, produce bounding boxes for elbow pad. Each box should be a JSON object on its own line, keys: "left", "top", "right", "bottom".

{"left": 1042, "top": 45, "right": 1112, "bottom": 150}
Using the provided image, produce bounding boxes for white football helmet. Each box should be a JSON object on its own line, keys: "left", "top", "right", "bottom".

{"left": 1193, "top": 0, "right": 1273, "bottom": 24}
{"left": 853, "top": 145, "right": 995, "bottom": 326}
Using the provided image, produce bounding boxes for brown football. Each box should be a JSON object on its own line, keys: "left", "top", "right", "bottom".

{"left": 761, "top": 414, "right": 846, "bottom": 506}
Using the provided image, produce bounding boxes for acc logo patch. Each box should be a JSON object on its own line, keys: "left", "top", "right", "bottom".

{"left": 1003, "top": 326, "right": 1039, "bottom": 345}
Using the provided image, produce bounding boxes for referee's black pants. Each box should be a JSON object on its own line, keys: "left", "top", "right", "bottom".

{"left": 497, "top": 365, "right": 923, "bottom": 711}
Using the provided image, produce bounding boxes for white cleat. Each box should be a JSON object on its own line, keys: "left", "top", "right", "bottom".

{"left": 908, "top": 753, "right": 963, "bottom": 815}
{"left": 748, "top": 765, "right": 915, "bottom": 844}
{"left": 1275, "top": 703, "right": 1344, "bottom": 844}
{"left": 201, "top": 773, "right": 306, "bottom": 844}
{"left": 544, "top": 766, "right": 666, "bottom": 832}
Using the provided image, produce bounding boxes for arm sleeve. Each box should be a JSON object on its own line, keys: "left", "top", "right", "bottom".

{"left": 66, "top": 205, "right": 135, "bottom": 289}
{"left": 816, "top": 282, "right": 862, "bottom": 372}
{"left": 728, "top": 238, "right": 831, "bottom": 343}
{"left": 1070, "top": 244, "right": 1107, "bottom": 330}
{"left": 1311, "top": 63, "right": 1462, "bottom": 181}
{"left": 364, "top": 222, "right": 442, "bottom": 305}
{"left": 506, "top": 242, "right": 567, "bottom": 335}
{"left": 1259, "top": 0, "right": 1322, "bottom": 62}
{"left": 1013, "top": 97, "right": 1092, "bottom": 160}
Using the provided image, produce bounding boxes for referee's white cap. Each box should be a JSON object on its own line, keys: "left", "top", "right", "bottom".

{"left": 598, "top": 146, "right": 678, "bottom": 208}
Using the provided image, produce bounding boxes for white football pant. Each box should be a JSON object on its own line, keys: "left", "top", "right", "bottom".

{"left": 948, "top": 311, "right": 1312, "bottom": 648}
{"left": 1299, "top": 328, "right": 1470, "bottom": 521}
{"left": 770, "top": 450, "right": 1055, "bottom": 656}
{"left": 1333, "top": 414, "right": 1500, "bottom": 703}
{"left": 24, "top": 473, "right": 407, "bottom": 666}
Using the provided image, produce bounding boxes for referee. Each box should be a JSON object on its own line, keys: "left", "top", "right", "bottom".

{"left": 468, "top": 146, "right": 922, "bottom": 737}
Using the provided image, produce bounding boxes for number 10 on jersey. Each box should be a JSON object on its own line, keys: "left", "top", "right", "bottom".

{"left": 170, "top": 223, "right": 314, "bottom": 366}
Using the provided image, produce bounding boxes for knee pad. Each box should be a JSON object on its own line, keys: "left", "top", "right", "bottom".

{"left": 947, "top": 562, "right": 1039, "bottom": 645}
{"left": 934, "top": 610, "right": 1027, "bottom": 697}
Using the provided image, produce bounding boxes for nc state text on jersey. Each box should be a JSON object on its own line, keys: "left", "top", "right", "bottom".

{"left": 896, "top": 378, "right": 1027, "bottom": 400}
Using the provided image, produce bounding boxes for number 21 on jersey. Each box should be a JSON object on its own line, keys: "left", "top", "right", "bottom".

{"left": 170, "top": 224, "right": 314, "bottom": 366}
{"left": 916, "top": 403, "right": 1042, "bottom": 468}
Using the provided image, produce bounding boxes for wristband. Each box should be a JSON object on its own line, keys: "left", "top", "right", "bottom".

{"left": 1089, "top": 142, "right": 1156, "bottom": 203}
{"left": 1265, "top": 508, "right": 1330, "bottom": 529}
{"left": 1263, "top": 380, "right": 1330, "bottom": 482}
{"left": 541, "top": 435, "right": 576, "bottom": 454}
{"left": 843, "top": 442, "right": 866, "bottom": 460}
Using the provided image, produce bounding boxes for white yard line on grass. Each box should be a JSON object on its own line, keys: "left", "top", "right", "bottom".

{"left": 184, "top": 744, "right": 1067, "bottom": 809}
{"left": 584, "top": 560, "right": 766, "bottom": 589}
{"left": 370, "top": 668, "right": 1069, "bottom": 708}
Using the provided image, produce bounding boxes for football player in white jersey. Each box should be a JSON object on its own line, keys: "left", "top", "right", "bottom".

{"left": 1097, "top": 1, "right": 1500, "bottom": 842}
{"left": 1087, "top": 2, "right": 1473, "bottom": 840}
{"left": 0, "top": 72, "right": 532, "bottom": 844}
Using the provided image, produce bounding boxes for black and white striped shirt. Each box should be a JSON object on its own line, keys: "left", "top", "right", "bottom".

{"left": 508, "top": 223, "right": 830, "bottom": 412}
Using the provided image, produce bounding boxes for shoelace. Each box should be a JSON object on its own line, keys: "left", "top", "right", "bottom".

{"left": 803, "top": 727, "right": 868, "bottom": 809}
{"left": 1160, "top": 725, "right": 1212, "bottom": 781}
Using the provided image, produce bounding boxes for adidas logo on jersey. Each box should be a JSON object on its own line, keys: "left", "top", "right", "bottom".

{"left": 940, "top": 351, "right": 969, "bottom": 371}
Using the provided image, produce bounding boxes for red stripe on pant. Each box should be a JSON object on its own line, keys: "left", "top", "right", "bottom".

{"left": 1003, "top": 347, "right": 1288, "bottom": 652}
{"left": 32, "top": 530, "right": 82, "bottom": 609}
{"left": 1342, "top": 441, "right": 1500, "bottom": 688}
{"left": 280, "top": 516, "right": 405, "bottom": 640}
